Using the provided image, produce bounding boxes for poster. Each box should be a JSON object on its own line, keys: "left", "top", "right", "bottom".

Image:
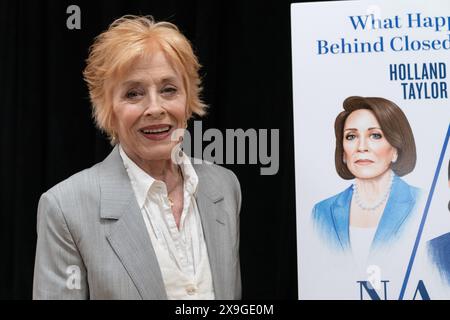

{"left": 291, "top": 0, "right": 450, "bottom": 299}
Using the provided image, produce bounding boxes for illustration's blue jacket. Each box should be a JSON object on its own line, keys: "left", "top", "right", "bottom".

{"left": 312, "top": 175, "right": 420, "bottom": 252}
{"left": 428, "top": 232, "right": 450, "bottom": 285}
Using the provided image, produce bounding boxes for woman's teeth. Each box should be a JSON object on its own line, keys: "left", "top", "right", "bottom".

{"left": 141, "top": 126, "right": 170, "bottom": 134}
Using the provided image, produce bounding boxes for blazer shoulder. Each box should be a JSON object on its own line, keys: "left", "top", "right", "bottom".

{"left": 313, "top": 187, "right": 350, "bottom": 214}
{"left": 428, "top": 232, "right": 450, "bottom": 253}
{"left": 41, "top": 163, "right": 102, "bottom": 220}
{"left": 312, "top": 187, "right": 352, "bottom": 230}
{"left": 192, "top": 160, "right": 240, "bottom": 191}
{"left": 428, "top": 232, "right": 450, "bottom": 283}
{"left": 396, "top": 177, "right": 421, "bottom": 200}
{"left": 45, "top": 164, "right": 100, "bottom": 198}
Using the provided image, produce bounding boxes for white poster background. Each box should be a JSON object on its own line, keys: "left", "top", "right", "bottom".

{"left": 291, "top": 0, "right": 450, "bottom": 299}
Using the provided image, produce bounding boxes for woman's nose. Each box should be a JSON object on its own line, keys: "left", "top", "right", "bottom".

{"left": 143, "top": 94, "right": 165, "bottom": 118}
{"left": 357, "top": 137, "right": 368, "bottom": 152}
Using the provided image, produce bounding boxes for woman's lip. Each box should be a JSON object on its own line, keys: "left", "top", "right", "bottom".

{"left": 355, "top": 159, "right": 374, "bottom": 165}
{"left": 140, "top": 124, "right": 172, "bottom": 130}
{"left": 140, "top": 126, "right": 174, "bottom": 141}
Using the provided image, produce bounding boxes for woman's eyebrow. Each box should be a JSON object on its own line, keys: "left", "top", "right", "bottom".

{"left": 120, "top": 79, "right": 145, "bottom": 88}
{"left": 120, "top": 75, "right": 179, "bottom": 87}
{"left": 160, "top": 76, "right": 179, "bottom": 84}
{"left": 344, "top": 127, "right": 382, "bottom": 131}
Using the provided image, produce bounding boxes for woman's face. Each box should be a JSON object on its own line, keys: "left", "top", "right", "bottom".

{"left": 111, "top": 50, "right": 187, "bottom": 163}
{"left": 343, "top": 109, "right": 397, "bottom": 180}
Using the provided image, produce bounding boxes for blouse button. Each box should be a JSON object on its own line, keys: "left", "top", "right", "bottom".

{"left": 186, "top": 285, "right": 197, "bottom": 295}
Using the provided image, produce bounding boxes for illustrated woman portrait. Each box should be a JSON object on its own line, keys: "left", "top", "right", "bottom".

{"left": 312, "top": 96, "right": 421, "bottom": 261}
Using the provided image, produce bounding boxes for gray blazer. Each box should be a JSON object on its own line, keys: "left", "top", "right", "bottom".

{"left": 33, "top": 146, "right": 241, "bottom": 300}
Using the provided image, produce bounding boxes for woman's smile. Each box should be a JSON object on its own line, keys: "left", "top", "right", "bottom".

{"left": 139, "top": 124, "right": 174, "bottom": 141}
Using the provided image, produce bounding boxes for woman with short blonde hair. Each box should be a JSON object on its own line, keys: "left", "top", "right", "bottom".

{"left": 83, "top": 15, "right": 207, "bottom": 144}
{"left": 33, "top": 15, "right": 241, "bottom": 300}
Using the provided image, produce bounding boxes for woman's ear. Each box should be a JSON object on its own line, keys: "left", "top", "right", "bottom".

{"left": 392, "top": 149, "right": 398, "bottom": 163}
{"left": 185, "top": 106, "right": 192, "bottom": 120}
{"left": 109, "top": 108, "right": 118, "bottom": 143}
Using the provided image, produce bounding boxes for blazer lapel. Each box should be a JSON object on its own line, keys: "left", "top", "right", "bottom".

{"left": 99, "top": 146, "right": 167, "bottom": 300}
{"left": 194, "top": 164, "right": 229, "bottom": 300}
{"left": 331, "top": 186, "right": 352, "bottom": 251}
{"left": 372, "top": 175, "right": 416, "bottom": 250}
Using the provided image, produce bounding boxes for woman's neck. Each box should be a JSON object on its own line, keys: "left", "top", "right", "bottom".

{"left": 354, "top": 169, "right": 393, "bottom": 202}
{"left": 134, "top": 157, "right": 183, "bottom": 195}
{"left": 140, "top": 159, "right": 178, "bottom": 182}
{"left": 349, "top": 170, "right": 394, "bottom": 228}
{"left": 121, "top": 145, "right": 180, "bottom": 184}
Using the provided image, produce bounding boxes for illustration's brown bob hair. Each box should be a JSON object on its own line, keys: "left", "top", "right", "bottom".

{"left": 334, "top": 96, "right": 416, "bottom": 180}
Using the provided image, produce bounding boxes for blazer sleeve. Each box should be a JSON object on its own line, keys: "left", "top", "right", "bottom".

{"left": 230, "top": 169, "right": 242, "bottom": 299}
{"left": 33, "top": 192, "right": 88, "bottom": 300}
{"left": 230, "top": 170, "right": 242, "bottom": 217}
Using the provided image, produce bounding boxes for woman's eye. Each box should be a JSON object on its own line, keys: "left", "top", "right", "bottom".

{"left": 161, "top": 86, "right": 177, "bottom": 96}
{"left": 125, "top": 90, "right": 143, "bottom": 100}
{"left": 345, "top": 134, "right": 356, "bottom": 141}
{"left": 371, "top": 133, "right": 382, "bottom": 139}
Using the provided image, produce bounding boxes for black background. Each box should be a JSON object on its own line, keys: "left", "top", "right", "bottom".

{"left": 0, "top": 0, "right": 327, "bottom": 299}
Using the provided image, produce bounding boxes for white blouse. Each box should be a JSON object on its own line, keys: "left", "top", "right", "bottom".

{"left": 119, "top": 145, "right": 215, "bottom": 299}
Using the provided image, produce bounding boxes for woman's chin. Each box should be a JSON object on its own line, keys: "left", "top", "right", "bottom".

{"left": 137, "top": 146, "right": 176, "bottom": 162}
{"left": 143, "top": 153, "right": 172, "bottom": 162}
{"left": 353, "top": 171, "right": 390, "bottom": 181}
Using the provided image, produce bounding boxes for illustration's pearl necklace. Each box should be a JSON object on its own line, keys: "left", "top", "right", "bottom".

{"left": 352, "top": 171, "right": 394, "bottom": 211}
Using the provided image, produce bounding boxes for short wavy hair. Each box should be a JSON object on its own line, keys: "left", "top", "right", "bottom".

{"left": 334, "top": 96, "right": 417, "bottom": 179}
{"left": 83, "top": 15, "right": 207, "bottom": 143}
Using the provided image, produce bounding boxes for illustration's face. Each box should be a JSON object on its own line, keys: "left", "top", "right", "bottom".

{"left": 343, "top": 109, "right": 397, "bottom": 180}
{"left": 111, "top": 50, "right": 187, "bottom": 163}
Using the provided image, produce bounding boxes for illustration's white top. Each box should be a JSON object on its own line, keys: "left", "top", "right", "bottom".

{"left": 350, "top": 225, "right": 377, "bottom": 267}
